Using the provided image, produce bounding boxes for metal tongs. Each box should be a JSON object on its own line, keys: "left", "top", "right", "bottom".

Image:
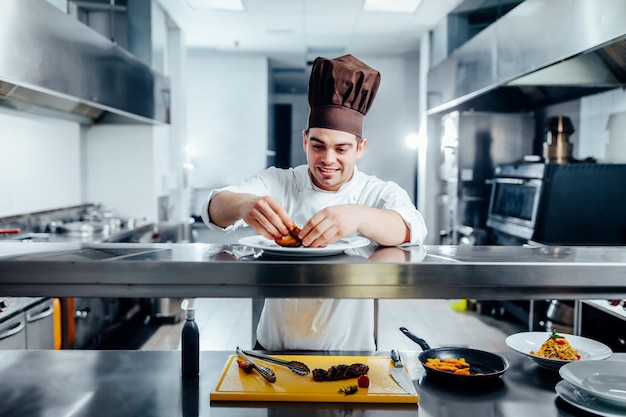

{"left": 240, "top": 349, "right": 310, "bottom": 376}
{"left": 236, "top": 347, "right": 276, "bottom": 383}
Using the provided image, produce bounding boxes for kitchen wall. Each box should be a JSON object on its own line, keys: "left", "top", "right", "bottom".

{"left": 186, "top": 52, "right": 269, "bottom": 193}
{"left": 83, "top": 125, "right": 169, "bottom": 222}
{"left": 357, "top": 55, "right": 421, "bottom": 202}
{"left": 579, "top": 88, "right": 626, "bottom": 163}
{"left": 0, "top": 108, "right": 82, "bottom": 217}
{"left": 0, "top": 107, "right": 171, "bottom": 222}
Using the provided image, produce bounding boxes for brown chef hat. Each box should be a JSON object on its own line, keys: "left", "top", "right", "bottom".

{"left": 307, "top": 54, "right": 381, "bottom": 138}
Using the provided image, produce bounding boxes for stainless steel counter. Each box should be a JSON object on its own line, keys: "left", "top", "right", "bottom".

{"left": 1, "top": 349, "right": 623, "bottom": 417}
{"left": 0, "top": 243, "right": 625, "bottom": 299}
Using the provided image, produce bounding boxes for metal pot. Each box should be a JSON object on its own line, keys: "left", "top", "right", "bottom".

{"left": 59, "top": 221, "right": 101, "bottom": 236}
{"left": 543, "top": 116, "right": 575, "bottom": 163}
{"left": 545, "top": 300, "right": 575, "bottom": 326}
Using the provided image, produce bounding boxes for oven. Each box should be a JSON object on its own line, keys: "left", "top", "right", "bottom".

{"left": 486, "top": 164, "right": 545, "bottom": 244}
{"left": 487, "top": 162, "right": 626, "bottom": 246}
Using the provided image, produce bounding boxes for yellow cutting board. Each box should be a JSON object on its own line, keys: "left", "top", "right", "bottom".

{"left": 210, "top": 355, "right": 418, "bottom": 404}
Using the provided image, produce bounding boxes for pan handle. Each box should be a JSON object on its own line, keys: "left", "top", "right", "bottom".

{"left": 399, "top": 327, "right": 431, "bottom": 351}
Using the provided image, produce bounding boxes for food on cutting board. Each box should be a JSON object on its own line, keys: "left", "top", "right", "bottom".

{"left": 312, "top": 363, "right": 370, "bottom": 381}
{"left": 237, "top": 359, "right": 255, "bottom": 373}
{"left": 357, "top": 375, "right": 370, "bottom": 388}
{"left": 531, "top": 331, "right": 580, "bottom": 361}
{"left": 425, "top": 357, "right": 471, "bottom": 375}
{"left": 274, "top": 224, "right": 303, "bottom": 247}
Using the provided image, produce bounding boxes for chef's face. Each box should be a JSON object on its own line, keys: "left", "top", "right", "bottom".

{"left": 303, "top": 127, "right": 366, "bottom": 191}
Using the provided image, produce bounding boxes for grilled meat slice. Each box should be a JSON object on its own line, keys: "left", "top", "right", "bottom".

{"left": 312, "top": 363, "right": 369, "bottom": 381}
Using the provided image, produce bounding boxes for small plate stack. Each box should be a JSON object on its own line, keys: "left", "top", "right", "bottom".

{"left": 557, "top": 360, "right": 626, "bottom": 416}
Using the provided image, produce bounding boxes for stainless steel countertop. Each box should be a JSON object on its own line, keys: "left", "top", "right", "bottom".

{"left": 1, "top": 349, "right": 623, "bottom": 417}
{"left": 0, "top": 243, "right": 625, "bottom": 299}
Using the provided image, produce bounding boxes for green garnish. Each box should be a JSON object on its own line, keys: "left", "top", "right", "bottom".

{"left": 338, "top": 385, "right": 358, "bottom": 395}
{"left": 550, "top": 330, "right": 564, "bottom": 340}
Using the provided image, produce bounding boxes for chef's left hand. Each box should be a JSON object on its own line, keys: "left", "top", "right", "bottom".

{"left": 299, "top": 205, "right": 361, "bottom": 247}
{"left": 299, "top": 204, "right": 410, "bottom": 247}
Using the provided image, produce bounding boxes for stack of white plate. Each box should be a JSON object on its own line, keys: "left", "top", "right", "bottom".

{"left": 557, "top": 360, "right": 626, "bottom": 416}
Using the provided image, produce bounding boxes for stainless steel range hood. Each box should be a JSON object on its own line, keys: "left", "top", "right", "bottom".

{"left": 427, "top": 0, "right": 626, "bottom": 115}
{"left": 0, "top": 0, "right": 169, "bottom": 125}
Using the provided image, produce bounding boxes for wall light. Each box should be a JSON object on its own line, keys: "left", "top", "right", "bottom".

{"left": 405, "top": 132, "right": 420, "bottom": 149}
{"left": 183, "top": 145, "right": 195, "bottom": 170}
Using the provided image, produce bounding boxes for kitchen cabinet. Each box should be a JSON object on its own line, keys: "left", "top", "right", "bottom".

{"left": 0, "top": 313, "right": 26, "bottom": 349}
{"left": 24, "top": 298, "right": 54, "bottom": 350}
{"left": 0, "top": 298, "right": 54, "bottom": 350}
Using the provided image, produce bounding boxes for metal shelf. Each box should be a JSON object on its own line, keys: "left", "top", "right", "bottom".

{"left": 1, "top": 243, "right": 626, "bottom": 300}
{"left": 582, "top": 299, "right": 626, "bottom": 321}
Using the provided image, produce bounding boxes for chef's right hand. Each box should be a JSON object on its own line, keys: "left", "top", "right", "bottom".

{"left": 239, "top": 195, "right": 292, "bottom": 240}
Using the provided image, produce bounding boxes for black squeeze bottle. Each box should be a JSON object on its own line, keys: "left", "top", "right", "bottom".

{"left": 181, "top": 307, "right": 199, "bottom": 377}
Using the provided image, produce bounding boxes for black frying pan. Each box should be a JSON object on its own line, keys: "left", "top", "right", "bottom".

{"left": 400, "top": 327, "right": 509, "bottom": 382}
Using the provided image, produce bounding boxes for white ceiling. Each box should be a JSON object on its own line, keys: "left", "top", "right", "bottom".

{"left": 156, "top": 0, "right": 464, "bottom": 73}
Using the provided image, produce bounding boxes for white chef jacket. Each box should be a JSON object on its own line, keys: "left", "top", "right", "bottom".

{"left": 201, "top": 165, "right": 427, "bottom": 350}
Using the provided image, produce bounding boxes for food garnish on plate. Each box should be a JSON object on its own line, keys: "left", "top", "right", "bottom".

{"left": 531, "top": 331, "right": 581, "bottom": 361}
{"left": 274, "top": 223, "right": 303, "bottom": 247}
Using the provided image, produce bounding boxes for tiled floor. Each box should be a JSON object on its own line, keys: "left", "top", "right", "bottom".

{"left": 140, "top": 298, "right": 525, "bottom": 353}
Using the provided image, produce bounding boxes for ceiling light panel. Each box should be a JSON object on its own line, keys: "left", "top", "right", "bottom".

{"left": 304, "top": 0, "right": 363, "bottom": 13}
{"left": 363, "top": 0, "right": 423, "bottom": 13}
{"left": 244, "top": 0, "right": 305, "bottom": 12}
{"left": 186, "top": 0, "right": 245, "bottom": 11}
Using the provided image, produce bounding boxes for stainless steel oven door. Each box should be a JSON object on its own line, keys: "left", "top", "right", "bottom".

{"left": 486, "top": 178, "right": 543, "bottom": 240}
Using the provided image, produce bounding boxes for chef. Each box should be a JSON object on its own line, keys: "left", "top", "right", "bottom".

{"left": 201, "top": 54, "right": 427, "bottom": 350}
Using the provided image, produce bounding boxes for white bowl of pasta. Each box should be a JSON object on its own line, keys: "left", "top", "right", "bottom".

{"left": 505, "top": 331, "right": 613, "bottom": 370}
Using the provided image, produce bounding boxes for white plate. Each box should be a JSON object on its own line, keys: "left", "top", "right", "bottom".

{"left": 238, "top": 235, "right": 371, "bottom": 257}
{"left": 556, "top": 380, "right": 626, "bottom": 417}
{"left": 505, "top": 332, "right": 612, "bottom": 370}
{"left": 560, "top": 360, "right": 626, "bottom": 409}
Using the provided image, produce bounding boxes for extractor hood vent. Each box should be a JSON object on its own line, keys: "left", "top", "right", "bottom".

{"left": 0, "top": 0, "right": 169, "bottom": 125}
{"left": 0, "top": 81, "right": 105, "bottom": 123}
{"left": 427, "top": 0, "right": 626, "bottom": 115}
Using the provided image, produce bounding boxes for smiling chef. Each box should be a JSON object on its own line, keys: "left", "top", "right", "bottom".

{"left": 201, "top": 54, "right": 427, "bottom": 351}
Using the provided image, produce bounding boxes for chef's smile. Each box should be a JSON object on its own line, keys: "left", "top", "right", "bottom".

{"left": 317, "top": 165, "right": 340, "bottom": 177}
